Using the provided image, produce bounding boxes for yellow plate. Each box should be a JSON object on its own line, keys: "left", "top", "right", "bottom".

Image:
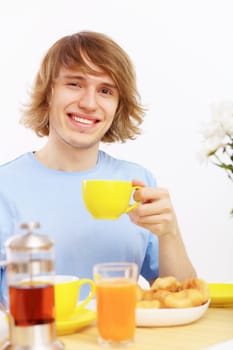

{"left": 56, "top": 308, "right": 96, "bottom": 335}
{"left": 208, "top": 283, "right": 233, "bottom": 307}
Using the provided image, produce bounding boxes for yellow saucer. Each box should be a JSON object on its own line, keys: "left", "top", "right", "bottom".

{"left": 208, "top": 283, "right": 233, "bottom": 307}
{"left": 56, "top": 308, "right": 96, "bottom": 335}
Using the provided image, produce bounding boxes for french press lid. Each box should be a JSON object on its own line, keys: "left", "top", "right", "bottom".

{"left": 5, "top": 222, "right": 54, "bottom": 251}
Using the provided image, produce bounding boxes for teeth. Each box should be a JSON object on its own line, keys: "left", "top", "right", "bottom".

{"left": 72, "top": 116, "right": 93, "bottom": 124}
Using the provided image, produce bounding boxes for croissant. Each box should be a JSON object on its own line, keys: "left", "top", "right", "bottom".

{"left": 136, "top": 276, "right": 209, "bottom": 309}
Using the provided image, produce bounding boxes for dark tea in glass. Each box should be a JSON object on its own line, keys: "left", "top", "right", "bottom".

{"left": 9, "top": 282, "right": 55, "bottom": 326}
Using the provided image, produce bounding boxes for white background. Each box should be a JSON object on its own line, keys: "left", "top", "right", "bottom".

{"left": 0, "top": 0, "right": 232, "bottom": 283}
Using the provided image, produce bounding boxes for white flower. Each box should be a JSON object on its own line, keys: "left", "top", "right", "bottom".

{"left": 201, "top": 121, "right": 225, "bottom": 139}
{"left": 211, "top": 100, "right": 233, "bottom": 134}
{"left": 200, "top": 121, "right": 225, "bottom": 154}
{"left": 204, "top": 137, "right": 224, "bottom": 155}
{"left": 199, "top": 100, "right": 233, "bottom": 216}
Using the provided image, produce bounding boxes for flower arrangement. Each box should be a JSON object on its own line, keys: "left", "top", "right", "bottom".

{"left": 199, "top": 100, "right": 233, "bottom": 215}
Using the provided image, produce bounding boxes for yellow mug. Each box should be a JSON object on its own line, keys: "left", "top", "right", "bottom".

{"left": 82, "top": 180, "right": 141, "bottom": 219}
{"left": 54, "top": 275, "right": 95, "bottom": 321}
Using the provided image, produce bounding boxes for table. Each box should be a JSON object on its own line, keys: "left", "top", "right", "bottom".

{"left": 59, "top": 307, "right": 233, "bottom": 350}
{"left": 0, "top": 307, "right": 232, "bottom": 349}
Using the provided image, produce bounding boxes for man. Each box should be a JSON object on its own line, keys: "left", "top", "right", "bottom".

{"left": 0, "top": 31, "right": 196, "bottom": 304}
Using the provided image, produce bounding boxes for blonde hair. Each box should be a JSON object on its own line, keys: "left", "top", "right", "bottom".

{"left": 21, "top": 31, "right": 145, "bottom": 143}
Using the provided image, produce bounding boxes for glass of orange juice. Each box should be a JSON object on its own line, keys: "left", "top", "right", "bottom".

{"left": 93, "top": 262, "right": 138, "bottom": 347}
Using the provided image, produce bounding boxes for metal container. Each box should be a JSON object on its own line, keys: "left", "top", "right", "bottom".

{"left": 2, "top": 222, "right": 63, "bottom": 349}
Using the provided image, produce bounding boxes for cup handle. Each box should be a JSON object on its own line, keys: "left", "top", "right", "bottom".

{"left": 76, "top": 279, "right": 96, "bottom": 309}
{"left": 125, "top": 185, "right": 141, "bottom": 213}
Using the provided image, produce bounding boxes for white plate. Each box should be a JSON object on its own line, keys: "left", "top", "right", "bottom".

{"left": 136, "top": 299, "right": 210, "bottom": 327}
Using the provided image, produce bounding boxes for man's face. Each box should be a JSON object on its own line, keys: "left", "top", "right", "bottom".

{"left": 48, "top": 65, "right": 119, "bottom": 151}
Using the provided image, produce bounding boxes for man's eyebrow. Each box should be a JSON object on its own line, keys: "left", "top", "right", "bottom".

{"left": 61, "top": 74, "right": 85, "bottom": 80}
{"left": 60, "top": 74, "right": 117, "bottom": 89}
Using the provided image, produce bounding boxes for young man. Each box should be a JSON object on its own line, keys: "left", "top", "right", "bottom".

{"left": 0, "top": 31, "right": 196, "bottom": 304}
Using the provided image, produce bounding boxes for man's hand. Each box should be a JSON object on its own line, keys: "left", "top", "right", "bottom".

{"left": 128, "top": 180, "right": 178, "bottom": 237}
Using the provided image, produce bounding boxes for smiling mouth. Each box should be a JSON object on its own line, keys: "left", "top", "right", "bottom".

{"left": 68, "top": 113, "right": 99, "bottom": 125}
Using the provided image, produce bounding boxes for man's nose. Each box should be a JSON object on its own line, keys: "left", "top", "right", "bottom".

{"left": 78, "top": 89, "right": 98, "bottom": 110}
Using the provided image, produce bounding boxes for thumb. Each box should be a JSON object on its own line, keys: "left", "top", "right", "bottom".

{"left": 132, "top": 179, "right": 146, "bottom": 187}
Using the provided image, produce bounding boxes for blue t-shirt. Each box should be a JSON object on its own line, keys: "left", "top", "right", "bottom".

{"left": 0, "top": 150, "right": 159, "bottom": 303}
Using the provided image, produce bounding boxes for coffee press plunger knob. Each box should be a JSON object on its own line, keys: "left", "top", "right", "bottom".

{"left": 20, "top": 222, "right": 40, "bottom": 232}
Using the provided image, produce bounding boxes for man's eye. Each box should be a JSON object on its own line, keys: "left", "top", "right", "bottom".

{"left": 100, "top": 88, "right": 112, "bottom": 95}
{"left": 69, "top": 82, "right": 78, "bottom": 87}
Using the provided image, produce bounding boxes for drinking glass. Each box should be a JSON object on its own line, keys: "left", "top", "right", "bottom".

{"left": 93, "top": 262, "right": 138, "bottom": 347}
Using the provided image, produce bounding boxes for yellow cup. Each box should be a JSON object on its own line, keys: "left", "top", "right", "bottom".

{"left": 54, "top": 275, "right": 95, "bottom": 321}
{"left": 82, "top": 180, "right": 141, "bottom": 219}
